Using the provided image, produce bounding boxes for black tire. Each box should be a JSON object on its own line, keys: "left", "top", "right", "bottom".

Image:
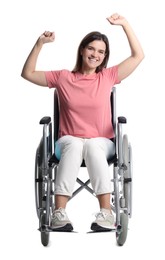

{"left": 40, "top": 213, "right": 50, "bottom": 247}
{"left": 35, "top": 143, "right": 45, "bottom": 218}
{"left": 116, "top": 213, "right": 128, "bottom": 246}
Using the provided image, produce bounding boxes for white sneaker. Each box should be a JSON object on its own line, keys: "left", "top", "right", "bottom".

{"left": 91, "top": 208, "right": 116, "bottom": 231}
{"left": 51, "top": 208, "right": 73, "bottom": 231}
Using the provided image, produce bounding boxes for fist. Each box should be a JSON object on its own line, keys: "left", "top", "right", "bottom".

{"left": 39, "top": 31, "right": 55, "bottom": 44}
{"left": 107, "top": 13, "right": 126, "bottom": 26}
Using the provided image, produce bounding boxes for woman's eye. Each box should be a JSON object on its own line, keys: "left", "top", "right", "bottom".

{"left": 87, "top": 46, "right": 93, "bottom": 50}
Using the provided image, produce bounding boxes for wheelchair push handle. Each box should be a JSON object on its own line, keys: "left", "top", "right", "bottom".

{"left": 118, "top": 116, "right": 127, "bottom": 124}
{"left": 39, "top": 116, "right": 51, "bottom": 125}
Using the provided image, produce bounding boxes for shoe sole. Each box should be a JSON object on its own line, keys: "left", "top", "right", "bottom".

{"left": 91, "top": 223, "right": 116, "bottom": 232}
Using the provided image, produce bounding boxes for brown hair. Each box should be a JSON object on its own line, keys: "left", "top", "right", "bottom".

{"left": 72, "top": 31, "right": 110, "bottom": 73}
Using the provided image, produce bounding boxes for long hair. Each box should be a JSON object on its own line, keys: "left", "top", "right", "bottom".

{"left": 72, "top": 31, "right": 110, "bottom": 73}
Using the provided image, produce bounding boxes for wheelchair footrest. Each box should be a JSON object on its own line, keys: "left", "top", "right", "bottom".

{"left": 39, "top": 223, "right": 74, "bottom": 232}
{"left": 90, "top": 223, "right": 116, "bottom": 233}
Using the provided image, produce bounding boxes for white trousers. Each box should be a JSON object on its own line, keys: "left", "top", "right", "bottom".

{"left": 55, "top": 135, "right": 115, "bottom": 196}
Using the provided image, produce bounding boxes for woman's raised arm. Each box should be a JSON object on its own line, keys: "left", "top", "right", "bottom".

{"left": 21, "top": 31, "right": 55, "bottom": 86}
{"left": 107, "top": 13, "right": 144, "bottom": 81}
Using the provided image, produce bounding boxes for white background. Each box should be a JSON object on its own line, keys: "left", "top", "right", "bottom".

{"left": 0, "top": 0, "right": 165, "bottom": 259}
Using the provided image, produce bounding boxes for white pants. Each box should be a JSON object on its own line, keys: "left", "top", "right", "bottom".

{"left": 55, "top": 135, "right": 115, "bottom": 196}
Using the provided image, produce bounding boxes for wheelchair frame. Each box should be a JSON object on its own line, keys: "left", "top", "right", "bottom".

{"left": 35, "top": 87, "right": 133, "bottom": 246}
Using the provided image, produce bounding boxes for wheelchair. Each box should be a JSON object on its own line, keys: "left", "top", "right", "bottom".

{"left": 35, "top": 87, "right": 133, "bottom": 246}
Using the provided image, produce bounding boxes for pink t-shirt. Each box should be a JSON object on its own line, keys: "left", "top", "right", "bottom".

{"left": 45, "top": 66, "right": 120, "bottom": 139}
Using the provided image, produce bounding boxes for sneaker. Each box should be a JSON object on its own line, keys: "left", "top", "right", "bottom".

{"left": 50, "top": 208, "right": 73, "bottom": 231}
{"left": 91, "top": 208, "right": 116, "bottom": 231}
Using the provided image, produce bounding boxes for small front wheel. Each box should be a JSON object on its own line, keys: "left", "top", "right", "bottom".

{"left": 116, "top": 213, "right": 128, "bottom": 246}
{"left": 40, "top": 213, "right": 50, "bottom": 246}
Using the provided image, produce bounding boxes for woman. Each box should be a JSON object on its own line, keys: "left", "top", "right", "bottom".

{"left": 21, "top": 13, "right": 144, "bottom": 231}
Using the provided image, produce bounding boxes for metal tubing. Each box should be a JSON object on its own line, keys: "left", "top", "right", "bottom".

{"left": 43, "top": 125, "right": 48, "bottom": 170}
{"left": 45, "top": 177, "right": 51, "bottom": 225}
{"left": 76, "top": 178, "right": 95, "bottom": 195}
{"left": 114, "top": 166, "right": 120, "bottom": 226}
{"left": 117, "top": 123, "right": 123, "bottom": 167}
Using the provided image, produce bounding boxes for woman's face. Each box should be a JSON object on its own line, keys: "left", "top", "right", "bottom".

{"left": 80, "top": 40, "right": 106, "bottom": 74}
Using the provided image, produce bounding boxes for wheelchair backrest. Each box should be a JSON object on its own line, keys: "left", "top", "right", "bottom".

{"left": 53, "top": 87, "right": 116, "bottom": 143}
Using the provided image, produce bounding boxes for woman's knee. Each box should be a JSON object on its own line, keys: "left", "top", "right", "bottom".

{"left": 83, "top": 138, "right": 115, "bottom": 161}
{"left": 55, "top": 135, "right": 84, "bottom": 159}
{"left": 83, "top": 138, "right": 106, "bottom": 158}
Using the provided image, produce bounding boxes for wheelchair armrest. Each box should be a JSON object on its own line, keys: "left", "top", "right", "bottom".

{"left": 39, "top": 116, "right": 51, "bottom": 125}
{"left": 118, "top": 116, "right": 127, "bottom": 124}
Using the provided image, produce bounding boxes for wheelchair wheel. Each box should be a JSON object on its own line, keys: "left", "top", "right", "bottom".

{"left": 116, "top": 213, "right": 128, "bottom": 246}
{"left": 123, "top": 135, "right": 133, "bottom": 216}
{"left": 40, "top": 213, "right": 50, "bottom": 246}
{"left": 35, "top": 145, "right": 45, "bottom": 218}
{"left": 123, "top": 135, "right": 129, "bottom": 165}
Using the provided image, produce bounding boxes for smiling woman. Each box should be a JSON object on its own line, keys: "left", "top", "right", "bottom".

{"left": 72, "top": 31, "right": 109, "bottom": 74}
{"left": 21, "top": 13, "right": 144, "bottom": 232}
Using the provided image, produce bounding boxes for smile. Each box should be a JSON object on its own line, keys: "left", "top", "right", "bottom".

{"left": 88, "top": 57, "right": 99, "bottom": 63}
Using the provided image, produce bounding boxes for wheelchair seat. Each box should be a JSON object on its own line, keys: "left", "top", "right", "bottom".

{"left": 48, "top": 153, "right": 117, "bottom": 167}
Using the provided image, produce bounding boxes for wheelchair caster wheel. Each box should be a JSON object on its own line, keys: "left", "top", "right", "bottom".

{"left": 40, "top": 214, "right": 50, "bottom": 246}
{"left": 116, "top": 213, "right": 128, "bottom": 246}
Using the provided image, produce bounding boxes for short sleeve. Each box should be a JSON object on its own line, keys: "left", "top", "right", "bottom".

{"left": 103, "top": 66, "right": 121, "bottom": 85}
{"left": 44, "top": 70, "right": 61, "bottom": 88}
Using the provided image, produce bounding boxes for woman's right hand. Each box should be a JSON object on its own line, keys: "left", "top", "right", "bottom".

{"left": 38, "top": 31, "right": 55, "bottom": 44}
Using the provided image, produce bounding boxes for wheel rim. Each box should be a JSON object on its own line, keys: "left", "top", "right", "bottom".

{"left": 123, "top": 135, "right": 133, "bottom": 216}
{"left": 123, "top": 134, "right": 129, "bottom": 167}
{"left": 35, "top": 149, "right": 40, "bottom": 218}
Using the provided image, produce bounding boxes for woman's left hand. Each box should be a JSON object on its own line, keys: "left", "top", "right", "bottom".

{"left": 107, "top": 13, "right": 127, "bottom": 26}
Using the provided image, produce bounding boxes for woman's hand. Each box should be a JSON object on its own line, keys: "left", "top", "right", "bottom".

{"left": 107, "top": 13, "right": 127, "bottom": 26}
{"left": 38, "top": 31, "right": 55, "bottom": 45}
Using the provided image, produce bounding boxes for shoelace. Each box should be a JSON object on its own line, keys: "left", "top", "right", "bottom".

{"left": 52, "top": 208, "right": 66, "bottom": 220}
{"left": 95, "top": 212, "right": 108, "bottom": 220}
